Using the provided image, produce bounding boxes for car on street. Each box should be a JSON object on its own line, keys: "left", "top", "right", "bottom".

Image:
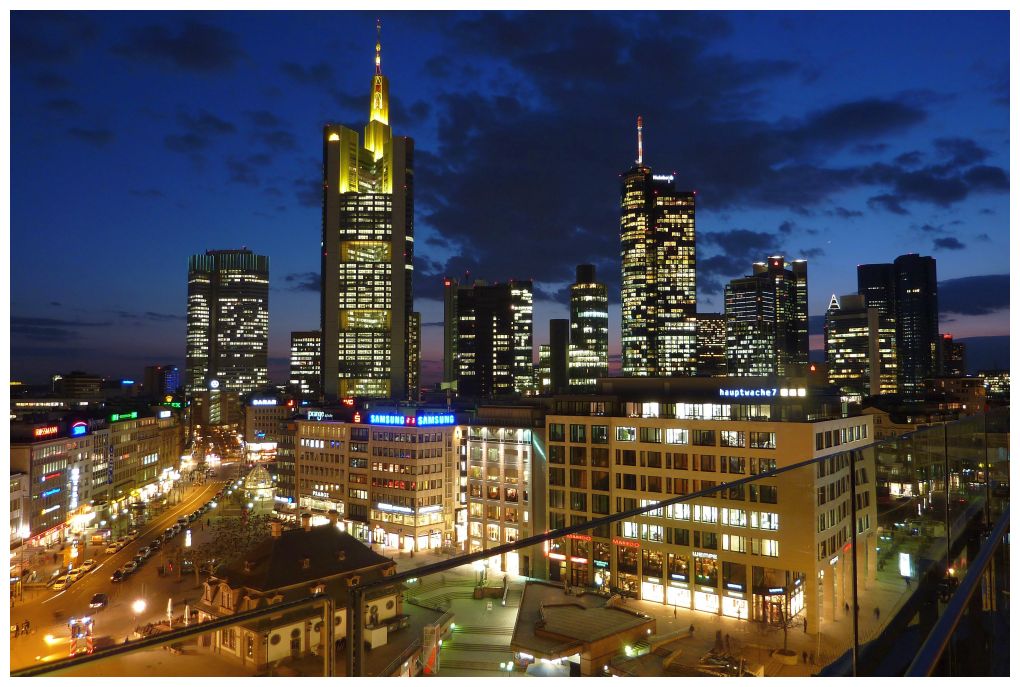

{"left": 68, "top": 568, "right": 85, "bottom": 582}
{"left": 123, "top": 561, "right": 139, "bottom": 574}
{"left": 127, "top": 529, "right": 139, "bottom": 539}
{"left": 177, "top": 518, "right": 188, "bottom": 526}
{"left": 137, "top": 546, "right": 151, "bottom": 559}
{"left": 150, "top": 539, "right": 162, "bottom": 550}
{"left": 81, "top": 559, "right": 97, "bottom": 572}
{"left": 53, "top": 575, "right": 71, "bottom": 591}
{"left": 111, "top": 570, "right": 125, "bottom": 583}
{"left": 89, "top": 593, "right": 109, "bottom": 609}
{"left": 105, "top": 542, "right": 122, "bottom": 554}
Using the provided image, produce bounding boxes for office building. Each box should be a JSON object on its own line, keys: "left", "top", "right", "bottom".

{"left": 857, "top": 254, "right": 939, "bottom": 396}
{"left": 244, "top": 393, "right": 295, "bottom": 463}
{"left": 289, "top": 331, "right": 322, "bottom": 400}
{"left": 186, "top": 249, "right": 270, "bottom": 395}
{"left": 321, "top": 25, "right": 414, "bottom": 401}
{"left": 937, "top": 334, "right": 966, "bottom": 377}
{"left": 143, "top": 365, "right": 181, "bottom": 399}
{"left": 824, "top": 294, "right": 898, "bottom": 399}
{"left": 295, "top": 408, "right": 461, "bottom": 551}
{"left": 696, "top": 313, "right": 727, "bottom": 377}
{"left": 724, "top": 256, "right": 808, "bottom": 377}
{"left": 543, "top": 377, "right": 876, "bottom": 634}
{"left": 549, "top": 319, "right": 570, "bottom": 395}
{"left": 408, "top": 311, "right": 421, "bottom": 401}
{"left": 465, "top": 405, "right": 548, "bottom": 578}
{"left": 443, "top": 278, "right": 459, "bottom": 388}
{"left": 568, "top": 264, "right": 609, "bottom": 391}
{"left": 449, "top": 280, "right": 534, "bottom": 398}
{"left": 620, "top": 117, "right": 697, "bottom": 377}
{"left": 52, "top": 371, "right": 103, "bottom": 398}
{"left": 536, "top": 345, "right": 552, "bottom": 395}
{"left": 978, "top": 370, "right": 1009, "bottom": 400}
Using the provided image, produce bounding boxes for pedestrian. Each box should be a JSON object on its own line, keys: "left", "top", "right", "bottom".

{"left": 23, "top": 620, "right": 30, "bottom": 635}
{"left": 873, "top": 607, "right": 880, "bottom": 621}
{"left": 802, "top": 651, "right": 808, "bottom": 664}
{"left": 844, "top": 601, "right": 850, "bottom": 615}
{"left": 803, "top": 616, "right": 807, "bottom": 633}
{"left": 689, "top": 623, "right": 695, "bottom": 635}
{"left": 673, "top": 606, "right": 677, "bottom": 619}
{"left": 904, "top": 576, "right": 912, "bottom": 589}
{"left": 13, "top": 624, "right": 19, "bottom": 638}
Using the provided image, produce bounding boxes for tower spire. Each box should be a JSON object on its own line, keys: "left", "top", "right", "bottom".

{"left": 636, "top": 115, "right": 643, "bottom": 165}
{"left": 375, "top": 18, "right": 382, "bottom": 75}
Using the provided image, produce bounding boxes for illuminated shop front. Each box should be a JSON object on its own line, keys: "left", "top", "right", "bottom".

{"left": 667, "top": 582, "right": 691, "bottom": 608}
{"left": 721, "top": 592, "right": 748, "bottom": 619}
{"left": 641, "top": 578, "right": 665, "bottom": 604}
{"left": 753, "top": 571, "right": 806, "bottom": 625}
{"left": 615, "top": 540, "right": 640, "bottom": 596}
{"left": 694, "top": 587, "right": 720, "bottom": 614}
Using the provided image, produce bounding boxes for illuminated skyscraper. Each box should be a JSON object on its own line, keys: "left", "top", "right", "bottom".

{"left": 696, "top": 313, "right": 727, "bottom": 377}
{"left": 825, "top": 294, "right": 897, "bottom": 399}
{"left": 620, "top": 117, "right": 697, "bottom": 377}
{"left": 451, "top": 280, "right": 533, "bottom": 398}
{"left": 568, "top": 264, "right": 609, "bottom": 391}
{"left": 857, "top": 254, "right": 939, "bottom": 396}
{"left": 289, "top": 331, "right": 321, "bottom": 400}
{"left": 321, "top": 22, "right": 414, "bottom": 400}
{"left": 724, "top": 256, "right": 808, "bottom": 377}
{"left": 408, "top": 311, "right": 421, "bottom": 401}
{"left": 937, "top": 333, "right": 966, "bottom": 377}
{"left": 185, "top": 249, "right": 269, "bottom": 395}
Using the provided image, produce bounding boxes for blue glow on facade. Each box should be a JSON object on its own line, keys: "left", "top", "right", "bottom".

{"left": 41, "top": 488, "right": 61, "bottom": 497}
{"left": 70, "top": 422, "right": 88, "bottom": 437}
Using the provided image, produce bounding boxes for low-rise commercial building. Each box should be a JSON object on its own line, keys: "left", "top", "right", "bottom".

{"left": 543, "top": 377, "right": 876, "bottom": 635}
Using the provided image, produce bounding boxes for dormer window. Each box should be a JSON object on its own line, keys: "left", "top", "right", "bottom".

{"left": 301, "top": 557, "right": 311, "bottom": 570}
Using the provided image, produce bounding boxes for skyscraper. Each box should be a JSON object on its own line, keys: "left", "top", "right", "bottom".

{"left": 143, "top": 364, "right": 180, "bottom": 399}
{"left": 289, "top": 331, "right": 321, "bottom": 400}
{"left": 186, "top": 249, "right": 269, "bottom": 395}
{"left": 620, "top": 117, "right": 697, "bottom": 377}
{"left": 408, "top": 311, "right": 421, "bottom": 401}
{"left": 724, "top": 256, "right": 808, "bottom": 377}
{"left": 825, "top": 294, "right": 897, "bottom": 399}
{"left": 443, "top": 277, "right": 459, "bottom": 387}
{"left": 938, "top": 333, "right": 966, "bottom": 377}
{"left": 857, "top": 254, "right": 939, "bottom": 396}
{"left": 321, "top": 22, "right": 414, "bottom": 401}
{"left": 449, "top": 280, "right": 534, "bottom": 398}
{"left": 695, "top": 313, "right": 727, "bottom": 377}
{"left": 549, "top": 318, "right": 569, "bottom": 395}
{"left": 568, "top": 264, "right": 609, "bottom": 391}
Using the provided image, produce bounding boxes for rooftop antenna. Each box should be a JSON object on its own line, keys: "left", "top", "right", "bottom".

{"left": 636, "top": 115, "right": 643, "bottom": 165}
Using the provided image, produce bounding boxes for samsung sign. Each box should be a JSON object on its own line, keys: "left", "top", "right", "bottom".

{"left": 719, "top": 388, "right": 778, "bottom": 399}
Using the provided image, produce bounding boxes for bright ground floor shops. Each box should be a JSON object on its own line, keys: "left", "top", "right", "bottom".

{"left": 296, "top": 496, "right": 454, "bottom": 552}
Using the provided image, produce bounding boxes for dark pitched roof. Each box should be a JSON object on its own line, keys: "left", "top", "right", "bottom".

{"left": 215, "top": 524, "right": 393, "bottom": 591}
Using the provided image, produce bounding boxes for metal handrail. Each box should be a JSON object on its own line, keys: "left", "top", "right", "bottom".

{"left": 12, "top": 594, "right": 325, "bottom": 678}
{"left": 904, "top": 505, "right": 1010, "bottom": 676}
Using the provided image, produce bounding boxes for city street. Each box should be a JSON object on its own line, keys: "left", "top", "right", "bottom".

{"left": 9, "top": 477, "right": 226, "bottom": 672}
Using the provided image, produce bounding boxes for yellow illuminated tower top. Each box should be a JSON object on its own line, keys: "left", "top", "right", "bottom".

{"left": 365, "top": 18, "right": 391, "bottom": 163}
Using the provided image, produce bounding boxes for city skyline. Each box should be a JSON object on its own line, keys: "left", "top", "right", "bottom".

{"left": 10, "top": 10, "right": 1011, "bottom": 385}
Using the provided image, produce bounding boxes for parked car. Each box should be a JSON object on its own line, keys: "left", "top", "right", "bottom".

{"left": 89, "top": 593, "right": 109, "bottom": 609}
{"left": 52, "top": 576, "right": 71, "bottom": 591}
{"left": 81, "top": 559, "right": 97, "bottom": 572}
{"left": 67, "top": 568, "right": 84, "bottom": 582}
{"left": 150, "top": 539, "right": 162, "bottom": 550}
{"left": 105, "top": 542, "right": 122, "bottom": 554}
{"left": 123, "top": 561, "right": 139, "bottom": 574}
{"left": 137, "top": 547, "right": 151, "bottom": 559}
{"left": 110, "top": 570, "right": 125, "bottom": 583}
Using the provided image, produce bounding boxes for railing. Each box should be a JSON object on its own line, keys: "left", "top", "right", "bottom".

{"left": 16, "top": 407, "right": 1008, "bottom": 677}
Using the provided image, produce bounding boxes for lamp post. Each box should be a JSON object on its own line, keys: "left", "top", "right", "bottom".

{"left": 132, "top": 598, "right": 147, "bottom": 635}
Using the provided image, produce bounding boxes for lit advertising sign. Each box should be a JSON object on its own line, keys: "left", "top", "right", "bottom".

{"left": 307, "top": 411, "right": 334, "bottom": 421}
{"left": 719, "top": 388, "right": 778, "bottom": 399}
{"left": 157, "top": 410, "right": 172, "bottom": 419}
{"left": 110, "top": 411, "right": 138, "bottom": 422}
{"left": 376, "top": 502, "right": 413, "bottom": 514}
{"left": 70, "top": 422, "right": 88, "bottom": 437}
{"left": 418, "top": 413, "right": 455, "bottom": 426}
{"left": 369, "top": 413, "right": 415, "bottom": 426}
{"left": 34, "top": 426, "right": 59, "bottom": 438}
{"left": 251, "top": 399, "right": 277, "bottom": 406}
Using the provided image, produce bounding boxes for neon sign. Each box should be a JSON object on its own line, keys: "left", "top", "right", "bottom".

{"left": 34, "top": 426, "right": 59, "bottom": 438}
{"left": 376, "top": 502, "right": 413, "bottom": 514}
{"left": 41, "top": 488, "right": 61, "bottom": 498}
{"left": 157, "top": 410, "right": 171, "bottom": 419}
{"left": 612, "top": 538, "right": 640, "bottom": 548}
{"left": 418, "top": 413, "right": 455, "bottom": 426}
{"left": 251, "top": 399, "right": 277, "bottom": 406}
{"left": 70, "top": 422, "right": 88, "bottom": 437}
{"left": 110, "top": 411, "right": 138, "bottom": 422}
{"left": 369, "top": 413, "right": 413, "bottom": 426}
{"left": 719, "top": 388, "right": 778, "bottom": 399}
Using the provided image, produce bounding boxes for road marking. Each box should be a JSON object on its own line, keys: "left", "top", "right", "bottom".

{"left": 42, "top": 590, "right": 66, "bottom": 604}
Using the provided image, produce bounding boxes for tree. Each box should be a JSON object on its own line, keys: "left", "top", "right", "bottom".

{"left": 189, "top": 515, "right": 272, "bottom": 585}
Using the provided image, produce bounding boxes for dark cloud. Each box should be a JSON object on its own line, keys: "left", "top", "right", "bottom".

{"left": 293, "top": 176, "right": 321, "bottom": 208}
{"left": 31, "top": 72, "right": 72, "bottom": 90}
{"left": 938, "top": 274, "right": 1008, "bottom": 316}
{"left": 12, "top": 12, "right": 99, "bottom": 63}
{"left": 255, "top": 130, "right": 297, "bottom": 151}
{"left": 854, "top": 142, "right": 889, "bottom": 155}
{"left": 828, "top": 206, "right": 863, "bottom": 219}
{"left": 12, "top": 315, "right": 111, "bottom": 342}
{"left": 963, "top": 165, "right": 1009, "bottom": 191}
{"left": 49, "top": 301, "right": 62, "bottom": 307}
{"left": 979, "top": 208, "right": 995, "bottom": 215}
{"left": 421, "top": 321, "right": 444, "bottom": 328}
{"left": 226, "top": 154, "right": 273, "bottom": 185}
{"left": 778, "top": 220, "right": 795, "bottom": 234}
{"left": 796, "top": 99, "right": 925, "bottom": 145}
{"left": 165, "top": 110, "right": 235, "bottom": 156}
{"left": 918, "top": 223, "right": 944, "bottom": 234}
{"left": 868, "top": 194, "right": 909, "bottom": 215}
{"left": 280, "top": 61, "right": 335, "bottom": 84}
{"left": 933, "top": 137, "right": 988, "bottom": 167}
{"left": 284, "top": 272, "right": 319, "bottom": 292}
{"left": 67, "top": 127, "right": 115, "bottom": 147}
{"left": 114, "top": 310, "right": 185, "bottom": 322}
{"left": 43, "top": 98, "right": 81, "bottom": 114}
{"left": 799, "top": 247, "right": 825, "bottom": 258}
{"left": 894, "top": 150, "right": 923, "bottom": 166}
{"left": 246, "top": 110, "right": 283, "bottom": 128}
{"left": 114, "top": 21, "right": 246, "bottom": 72}
{"left": 975, "top": 233, "right": 991, "bottom": 242}
{"left": 933, "top": 237, "right": 965, "bottom": 251}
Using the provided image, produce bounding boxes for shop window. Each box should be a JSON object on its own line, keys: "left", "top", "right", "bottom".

{"left": 642, "top": 549, "right": 663, "bottom": 577}
{"left": 667, "top": 552, "right": 689, "bottom": 581}
{"left": 617, "top": 545, "right": 638, "bottom": 574}
{"left": 694, "top": 555, "right": 718, "bottom": 586}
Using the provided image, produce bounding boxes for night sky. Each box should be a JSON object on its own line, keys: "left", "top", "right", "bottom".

{"left": 10, "top": 10, "right": 1011, "bottom": 386}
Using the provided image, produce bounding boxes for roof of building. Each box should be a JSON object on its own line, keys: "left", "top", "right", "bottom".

{"left": 215, "top": 524, "right": 393, "bottom": 591}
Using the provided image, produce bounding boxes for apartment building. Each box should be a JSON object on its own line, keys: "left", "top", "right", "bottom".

{"left": 543, "top": 377, "right": 876, "bottom": 634}
{"left": 295, "top": 407, "right": 461, "bottom": 552}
